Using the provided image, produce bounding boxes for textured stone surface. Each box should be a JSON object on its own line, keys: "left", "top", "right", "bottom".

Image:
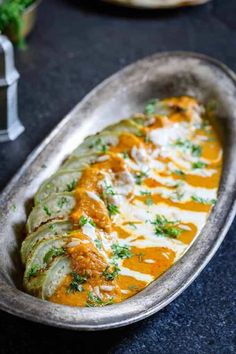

{"left": 0, "top": 0, "right": 235, "bottom": 353}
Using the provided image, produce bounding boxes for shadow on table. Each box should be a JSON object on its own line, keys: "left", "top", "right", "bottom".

{"left": 0, "top": 308, "right": 161, "bottom": 353}
{"left": 61, "top": 0, "right": 210, "bottom": 19}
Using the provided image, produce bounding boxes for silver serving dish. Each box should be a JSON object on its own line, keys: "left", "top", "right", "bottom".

{"left": 103, "top": 0, "right": 211, "bottom": 9}
{"left": 0, "top": 52, "right": 235, "bottom": 330}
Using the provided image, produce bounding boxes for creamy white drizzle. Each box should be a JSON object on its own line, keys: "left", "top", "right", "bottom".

{"left": 119, "top": 266, "right": 154, "bottom": 283}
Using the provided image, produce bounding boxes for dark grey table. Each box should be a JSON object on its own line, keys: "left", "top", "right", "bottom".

{"left": 0, "top": 0, "right": 235, "bottom": 353}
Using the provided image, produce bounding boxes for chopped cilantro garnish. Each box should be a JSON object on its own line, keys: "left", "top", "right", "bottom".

{"left": 79, "top": 215, "right": 88, "bottom": 226}
{"left": 101, "top": 144, "right": 108, "bottom": 153}
{"left": 79, "top": 215, "right": 96, "bottom": 227}
{"left": 57, "top": 197, "right": 68, "bottom": 209}
{"left": 95, "top": 238, "right": 102, "bottom": 250}
{"left": 67, "top": 272, "right": 88, "bottom": 293}
{"left": 174, "top": 139, "right": 202, "bottom": 157}
{"left": 43, "top": 205, "right": 51, "bottom": 217}
{"left": 107, "top": 203, "right": 120, "bottom": 216}
{"left": 191, "top": 144, "right": 202, "bottom": 157}
{"left": 191, "top": 196, "right": 216, "bottom": 205}
{"left": 121, "top": 151, "right": 129, "bottom": 159}
{"left": 134, "top": 170, "right": 149, "bottom": 185}
{"left": 140, "top": 190, "right": 151, "bottom": 196}
{"left": 112, "top": 243, "right": 132, "bottom": 260}
{"left": 89, "top": 138, "right": 109, "bottom": 153}
{"left": 144, "top": 135, "right": 151, "bottom": 143}
{"left": 128, "top": 222, "right": 138, "bottom": 230}
{"left": 27, "top": 264, "right": 40, "bottom": 279}
{"left": 135, "top": 130, "right": 145, "bottom": 138}
{"left": 66, "top": 179, "right": 77, "bottom": 192}
{"left": 43, "top": 247, "right": 66, "bottom": 264}
{"left": 102, "top": 265, "right": 120, "bottom": 281}
{"left": 103, "top": 182, "right": 116, "bottom": 196}
{"left": 145, "top": 196, "right": 154, "bottom": 206}
{"left": 152, "top": 214, "right": 182, "bottom": 238}
{"left": 144, "top": 99, "right": 158, "bottom": 115}
{"left": 171, "top": 191, "right": 184, "bottom": 201}
{"left": 86, "top": 292, "right": 113, "bottom": 307}
{"left": 192, "top": 161, "right": 207, "bottom": 169}
{"left": 173, "top": 169, "right": 185, "bottom": 177}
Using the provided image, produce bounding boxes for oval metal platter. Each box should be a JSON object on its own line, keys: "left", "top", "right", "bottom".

{"left": 102, "top": 0, "right": 211, "bottom": 9}
{"left": 0, "top": 52, "right": 235, "bottom": 330}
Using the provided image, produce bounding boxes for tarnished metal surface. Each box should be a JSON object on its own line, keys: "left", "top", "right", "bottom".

{"left": 0, "top": 52, "right": 235, "bottom": 330}
{"left": 103, "top": 0, "right": 210, "bottom": 9}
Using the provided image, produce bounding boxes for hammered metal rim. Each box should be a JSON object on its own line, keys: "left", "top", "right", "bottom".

{"left": 102, "top": 0, "right": 211, "bottom": 9}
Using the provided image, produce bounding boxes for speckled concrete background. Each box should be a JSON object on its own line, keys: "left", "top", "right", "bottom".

{"left": 0, "top": 0, "right": 235, "bottom": 353}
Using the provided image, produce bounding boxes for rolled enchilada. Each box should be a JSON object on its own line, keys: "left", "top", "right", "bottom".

{"left": 21, "top": 96, "right": 223, "bottom": 307}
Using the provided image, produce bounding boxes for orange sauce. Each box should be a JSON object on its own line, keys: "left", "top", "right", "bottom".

{"left": 49, "top": 97, "right": 223, "bottom": 307}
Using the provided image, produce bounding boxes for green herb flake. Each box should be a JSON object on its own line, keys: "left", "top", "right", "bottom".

{"left": 86, "top": 292, "right": 113, "bottom": 307}
{"left": 192, "top": 161, "right": 207, "bottom": 169}
{"left": 134, "top": 170, "right": 149, "bottom": 185}
{"left": 152, "top": 214, "right": 182, "bottom": 239}
{"left": 171, "top": 191, "right": 184, "bottom": 201}
{"left": 27, "top": 264, "right": 41, "bottom": 279}
{"left": 128, "top": 222, "right": 138, "bottom": 230}
{"left": 112, "top": 243, "right": 132, "bottom": 260}
{"left": 140, "top": 190, "right": 151, "bottom": 196}
{"left": 191, "top": 144, "right": 202, "bottom": 157}
{"left": 67, "top": 272, "right": 88, "bottom": 294}
{"left": 173, "top": 169, "right": 185, "bottom": 177}
{"left": 95, "top": 238, "right": 102, "bottom": 250}
{"left": 43, "top": 247, "right": 66, "bottom": 265}
{"left": 135, "top": 130, "right": 145, "bottom": 138}
{"left": 102, "top": 265, "right": 120, "bottom": 281}
{"left": 43, "top": 205, "right": 51, "bottom": 217}
{"left": 79, "top": 215, "right": 96, "bottom": 227}
{"left": 174, "top": 139, "right": 202, "bottom": 157}
{"left": 145, "top": 196, "right": 154, "bottom": 206}
{"left": 144, "top": 99, "right": 158, "bottom": 115}
{"left": 101, "top": 144, "right": 108, "bottom": 153}
{"left": 121, "top": 151, "right": 129, "bottom": 159}
{"left": 144, "top": 135, "right": 151, "bottom": 143}
{"left": 89, "top": 138, "right": 109, "bottom": 153}
{"left": 191, "top": 195, "right": 216, "bottom": 205}
{"left": 107, "top": 203, "right": 120, "bottom": 217}
{"left": 66, "top": 179, "right": 77, "bottom": 192}
{"left": 103, "top": 182, "right": 116, "bottom": 196}
{"left": 57, "top": 197, "right": 68, "bottom": 209}
{"left": 79, "top": 215, "right": 88, "bottom": 227}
